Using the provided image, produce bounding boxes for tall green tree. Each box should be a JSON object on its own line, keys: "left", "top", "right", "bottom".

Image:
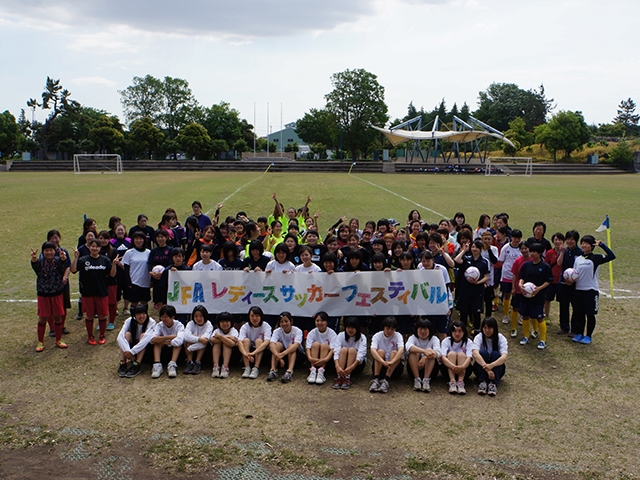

{"left": 27, "top": 77, "right": 80, "bottom": 159}
{"left": 177, "top": 123, "right": 211, "bottom": 160}
{"left": 0, "top": 110, "right": 21, "bottom": 158}
{"left": 613, "top": 98, "right": 639, "bottom": 136}
{"left": 118, "top": 75, "right": 164, "bottom": 126}
{"left": 201, "top": 102, "right": 245, "bottom": 147}
{"left": 503, "top": 117, "right": 534, "bottom": 155}
{"left": 325, "top": 68, "right": 388, "bottom": 161}
{"left": 127, "top": 117, "right": 164, "bottom": 159}
{"left": 295, "top": 108, "right": 338, "bottom": 149}
{"left": 475, "top": 83, "right": 553, "bottom": 132}
{"left": 88, "top": 116, "right": 124, "bottom": 153}
{"left": 534, "top": 110, "right": 590, "bottom": 161}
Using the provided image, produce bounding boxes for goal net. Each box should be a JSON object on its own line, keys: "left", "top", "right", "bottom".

{"left": 73, "top": 154, "right": 123, "bottom": 174}
{"left": 484, "top": 157, "right": 532, "bottom": 177}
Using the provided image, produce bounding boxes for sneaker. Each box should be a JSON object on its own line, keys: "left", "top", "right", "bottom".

{"left": 49, "top": 330, "right": 56, "bottom": 338}
{"left": 478, "top": 381, "right": 488, "bottom": 395}
{"left": 510, "top": 329, "right": 518, "bottom": 338}
{"left": 151, "top": 363, "right": 163, "bottom": 379}
{"left": 580, "top": 336, "right": 592, "bottom": 345}
{"left": 249, "top": 367, "right": 260, "bottom": 379}
{"left": 369, "top": 378, "right": 380, "bottom": 392}
{"left": 76, "top": 311, "right": 83, "bottom": 320}
{"left": 62, "top": 327, "right": 70, "bottom": 334}
{"left": 35, "top": 342, "right": 45, "bottom": 352}
{"left": 448, "top": 381, "right": 458, "bottom": 394}
{"left": 422, "top": 377, "right": 431, "bottom": 393}
{"left": 537, "top": 341, "right": 547, "bottom": 350}
{"left": 567, "top": 332, "right": 578, "bottom": 338}
{"left": 192, "top": 361, "right": 201, "bottom": 375}
{"left": 379, "top": 378, "right": 389, "bottom": 393}
{"left": 517, "top": 315, "right": 523, "bottom": 325}
{"left": 267, "top": 370, "right": 278, "bottom": 382}
{"left": 281, "top": 371, "right": 293, "bottom": 383}
{"left": 487, "top": 382, "right": 497, "bottom": 396}
{"left": 118, "top": 362, "right": 128, "bottom": 377}
{"left": 457, "top": 380, "right": 466, "bottom": 395}
{"left": 413, "top": 377, "right": 422, "bottom": 391}
{"left": 519, "top": 337, "right": 530, "bottom": 345}
{"left": 530, "top": 330, "right": 538, "bottom": 339}
{"left": 545, "top": 317, "right": 551, "bottom": 325}
{"left": 211, "top": 366, "right": 221, "bottom": 378}
{"left": 241, "top": 366, "right": 251, "bottom": 378}
{"left": 220, "top": 366, "right": 230, "bottom": 378}
{"left": 87, "top": 336, "right": 97, "bottom": 346}
{"left": 106, "top": 323, "right": 115, "bottom": 331}
{"left": 341, "top": 376, "right": 351, "bottom": 390}
{"left": 307, "top": 367, "right": 317, "bottom": 384}
{"left": 167, "top": 361, "right": 177, "bottom": 378}
{"left": 501, "top": 316, "right": 510, "bottom": 324}
{"left": 122, "top": 308, "right": 130, "bottom": 316}
{"left": 333, "top": 377, "right": 343, "bottom": 389}
{"left": 126, "top": 363, "right": 141, "bottom": 378}
{"left": 572, "top": 334, "right": 584, "bottom": 343}
{"left": 557, "top": 329, "right": 569, "bottom": 335}
{"left": 183, "top": 360, "right": 194, "bottom": 375}
{"left": 55, "top": 341, "right": 68, "bottom": 349}
{"left": 315, "top": 368, "right": 326, "bottom": 385}
{"left": 98, "top": 336, "right": 106, "bottom": 345}
{"left": 492, "top": 304, "right": 499, "bottom": 312}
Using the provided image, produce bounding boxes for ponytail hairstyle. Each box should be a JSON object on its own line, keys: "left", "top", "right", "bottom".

{"left": 129, "top": 304, "right": 150, "bottom": 344}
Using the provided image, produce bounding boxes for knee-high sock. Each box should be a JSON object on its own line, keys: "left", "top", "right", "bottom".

{"left": 85, "top": 319, "right": 94, "bottom": 336}
{"left": 54, "top": 322, "right": 63, "bottom": 342}
{"left": 37, "top": 323, "right": 46, "bottom": 343}
{"left": 503, "top": 298, "right": 511, "bottom": 316}
{"left": 521, "top": 319, "right": 530, "bottom": 339}
{"left": 510, "top": 309, "right": 519, "bottom": 330}
{"left": 538, "top": 320, "right": 547, "bottom": 343}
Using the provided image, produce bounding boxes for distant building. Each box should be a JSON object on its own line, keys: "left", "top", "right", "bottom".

{"left": 265, "top": 122, "right": 306, "bottom": 151}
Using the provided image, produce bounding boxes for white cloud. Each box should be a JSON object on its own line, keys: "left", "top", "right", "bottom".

{"left": 71, "top": 77, "right": 117, "bottom": 88}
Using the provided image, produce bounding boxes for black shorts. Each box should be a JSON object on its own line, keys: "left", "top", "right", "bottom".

{"left": 545, "top": 283, "right": 559, "bottom": 302}
{"left": 457, "top": 294, "right": 483, "bottom": 315}
{"left": 500, "top": 281, "right": 513, "bottom": 294}
{"left": 519, "top": 300, "right": 545, "bottom": 319}
{"left": 129, "top": 285, "right": 151, "bottom": 303}
{"left": 511, "top": 293, "right": 524, "bottom": 310}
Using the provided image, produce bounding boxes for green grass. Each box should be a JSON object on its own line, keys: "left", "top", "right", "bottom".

{"left": 1, "top": 171, "right": 640, "bottom": 479}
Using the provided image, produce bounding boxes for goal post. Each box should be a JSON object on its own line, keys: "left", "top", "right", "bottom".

{"left": 485, "top": 157, "right": 532, "bottom": 177}
{"left": 73, "top": 154, "right": 123, "bottom": 174}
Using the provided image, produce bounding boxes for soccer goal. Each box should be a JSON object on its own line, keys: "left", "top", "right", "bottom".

{"left": 73, "top": 154, "right": 123, "bottom": 174}
{"left": 484, "top": 157, "right": 532, "bottom": 177}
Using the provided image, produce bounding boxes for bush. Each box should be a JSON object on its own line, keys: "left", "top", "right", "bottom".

{"left": 607, "top": 140, "right": 634, "bottom": 169}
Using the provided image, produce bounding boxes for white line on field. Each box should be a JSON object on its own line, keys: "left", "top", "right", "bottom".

{"left": 205, "top": 175, "right": 264, "bottom": 215}
{"left": 349, "top": 173, "right": 448, "bottom": 219}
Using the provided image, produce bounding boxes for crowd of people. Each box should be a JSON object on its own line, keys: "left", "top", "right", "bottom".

{"left": 31, "top": 195, "right": 615, "bottom": 396}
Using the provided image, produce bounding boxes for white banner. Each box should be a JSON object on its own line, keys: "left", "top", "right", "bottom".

{"left": 167, "top": 270, "right": 449, "bottom": 317}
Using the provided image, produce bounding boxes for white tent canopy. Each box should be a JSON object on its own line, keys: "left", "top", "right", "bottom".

{"left": 372, "top": 125, "right": 515, "bottom": 147}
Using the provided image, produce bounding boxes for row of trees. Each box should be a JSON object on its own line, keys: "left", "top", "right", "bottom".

{"left": 1, "top": 73, "right": 638, "bottom": 162}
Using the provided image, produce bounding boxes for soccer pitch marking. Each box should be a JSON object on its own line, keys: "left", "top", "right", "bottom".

{"left": 348, "top": 173, "right": 448, "bottom": 219}
{"left": 205, "top": 174, "right": 265, "bottom": 216}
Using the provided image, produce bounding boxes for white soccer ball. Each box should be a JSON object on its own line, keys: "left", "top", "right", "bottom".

{"left": 522, "top": 282, "right": 536, "bottom": 298}
{"left": 464, "top": 266, "right": 480, "bottom": 282}
{"left": 563, "top": 268, "right": 578, "bottom": 282}
{"left": 151, "top": 265, "right": 165, "bottom": 275}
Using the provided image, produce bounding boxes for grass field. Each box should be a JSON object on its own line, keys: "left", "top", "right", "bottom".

{"left": 1, "top": 171, "right": 639, "bottom": 479}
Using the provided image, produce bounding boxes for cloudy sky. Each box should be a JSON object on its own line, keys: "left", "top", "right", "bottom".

{"left": 1, "top": 0, "right": 638, "bottom": 136}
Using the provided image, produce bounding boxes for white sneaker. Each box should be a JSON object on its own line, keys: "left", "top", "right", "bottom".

{"left": 167, "top": 361, "right": 177, "bottom": 378}
{"left": 456, "top": 380, "right": 466, "bottom": 395}
{"left": 211, "top": 366, "right": 221, "bottom": 378}
{"left": 315, "top": 368, "right": 326, "bottom": 385}
{"left": 307, "top": 367, "right": 317, "bottom": 384}
{"left": 242, "top": 366, "right": 251, "bottom": 378}
{"left": 501, "top": 316, "right": 510, "bottom": 324}
{"left": 448, "top": 381, "right": 458, "bottom": 394}
{"left": 220, "top": 366, "right": 230, "bottom": 378}
{"left": 249, "top": 367, "right": 260, "bottom": 379}
{"left": 421, "top": 377, "right": 431, "bottom": 392}
{"left": 413, "top": 377, "right": 422, "bottom": 391}
{"left": 151, "top": 363, "right": 163, "bottom": 379}
{"left": 517, "top": 315, "right": 523, "bottom": 325}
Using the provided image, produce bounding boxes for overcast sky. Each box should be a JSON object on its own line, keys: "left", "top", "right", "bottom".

{"left": 1, "top": 0, "right": 638, "bottom": 136}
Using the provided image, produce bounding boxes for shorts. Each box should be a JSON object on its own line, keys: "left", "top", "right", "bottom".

{"left": 129, "top": 285, "right": 151, "bottom": 304}
{"left": 545, "top": 283, "right": 558, "bottom": 302}
{"left": 396, "top": 315, "right": 415, "bottom": 336}
{"left": 457, "top": 294, "right": 483, "bottom": 315}
{"left": 500, "top": 281, "right": 513, "bottom": 294}
{"left": 576, "top": 290, "right": 599, "bottom": 316}
{"left": 108, "top": 285, "right": 118, "bottom": 306}
{"left": 511, "top": 293, "right": 524, "bottom": 310}
{"left": 83, "top": 296, "right": 108, "bottom": 318}
{"left": 422, "top": 314, "right": 449, "bottom": 334}
{"left": 519, "top": 300, "right": 545, "bottom": 319}
{"left": 37, "top": 294, "right": 65, "bottom": 317}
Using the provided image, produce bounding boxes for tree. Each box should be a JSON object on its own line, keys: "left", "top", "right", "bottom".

{"left": 475, "top": 83, "right": 553, "bottom": 132}
{"left": 0, "top": 110, "right": 21, "bottom": 158}
{"left": 88, "top": 116, "right": 124, "bottom": 154}
{"left": 503, "top": 117, "right": 534, "bottom": 155}
{"left": 127, "top": 117, "right": 164, "bottom": 159}
{"left": 118, "top": 75, "right": 164, "bottom": 126}
{"left": 201, "top": 102, "right": 245, "bottom": 148}
{"left": 210, "top": 139, "right": 229, "bottom": 159}
{"left": 325, "top": 69, "right": 389, "bottom": 161}
{"left": 295, "top": 108, "right": 338, "bottom": 149}
{"left": 177, "top": 123, "right": 211, "bottom": 159}
{"left": 607, "top": 139, "right": 634, "bottom": 169}
{"left": 232, "top": 138, "right": 248, "bottom": 155}
{"left": 596, "top": 123, "right": 625, "bottom": 138}
{"left": 27, "top": 77, "right": 80, "bottom": 159}
{"left": 613, "top": 98, "right": 639, "bottom": 136}
{"left": 161, "top": 76, "right": 199, "bottom": 140}
{"left": 534, "top": 110, "right": 591, "bottom": 161}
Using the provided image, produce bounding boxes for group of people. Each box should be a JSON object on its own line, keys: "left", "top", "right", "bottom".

{"left": 31, "top": 196, "right": 615, "bottom": 395}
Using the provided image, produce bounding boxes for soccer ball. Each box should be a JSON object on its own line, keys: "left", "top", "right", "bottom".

{"left": 151, "top": 265, "right": 165, "bottom": 275}
{"left": 522, "top": 282, "right": 536, "bottom": 298}
{"left": 464, "top": 266, "right": 480, "bottom": 282}
{"left": 563, "top": 268, "right": 578, "bottom": 282}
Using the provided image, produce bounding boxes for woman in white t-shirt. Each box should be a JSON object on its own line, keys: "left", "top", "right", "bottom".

{"left": 294, "top": 246, "right": 322, "bottom": 273}
{"left": 405, "top": 318, "right": 440, "bottom": 393}
{"left": 305, "top": 311, "right": 336, "bottom": 386}
{"left": 265, "top": 243, "right": 296, "bottom": 273}
{"left": 237, "top": 306, "right": 272, "bottom": 380}
{"left": 116, "top": 304, "right": 156, "bottom": 378}
{"left": 122, "top": 232, "right": 151, "bottom": 308}
{"left": 331, "top": 316, "right": 367, "bottom": 390}
{"left": 183, "top": 305, "right": 213, "bottom": 375}
{"left": 439, "top": 320, "right": 473, "bottom": 395}
{"left": 472, "top": 317, "right": 508, "bottom": 397}
{"left": 369, "top": 316, "right": 405, "bottom": 393}
{"left": 210, "top": 311, "right": 238, "bottom": 379}
{"left": 267, "top": 311, "right": 303, "bottom": 384}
